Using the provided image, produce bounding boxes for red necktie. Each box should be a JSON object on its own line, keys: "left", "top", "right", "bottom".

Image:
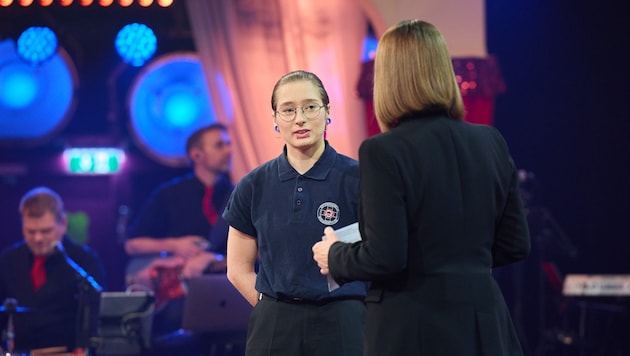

{"left": 202, "top": 186, "right": 217, "bottom": 225}
{"left": 31, "top": 256, "right": 47, "bottom": 291}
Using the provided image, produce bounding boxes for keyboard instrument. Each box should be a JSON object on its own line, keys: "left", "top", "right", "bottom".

{"left": 562, "top": 274, "right": 630, "bottom": 296}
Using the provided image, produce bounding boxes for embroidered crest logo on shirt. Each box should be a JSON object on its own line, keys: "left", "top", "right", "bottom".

{"left": 317, "top": 202, "right": 340, "bottom": 225}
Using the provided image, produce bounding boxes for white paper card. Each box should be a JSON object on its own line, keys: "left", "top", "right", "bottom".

{"left": 325, "top": 222, "right": 361, "bottom": 291}
{"left": 334, "top": 222, "right": 361, "bottom": 243}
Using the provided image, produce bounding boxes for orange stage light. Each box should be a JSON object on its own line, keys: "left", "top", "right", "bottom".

{"left": 156, "top": 0, "right": 172, "bottom": 7}
{"left": 118, "top": 0, "right": 132, "bottom": 7}
{"left": 0, "top": 0, "right": 14, "bottom": 6}
{"left": 18, "top": 0, "right": 34, "bottom": 6}
{"left": 60, "top": 0, "right": 73, "bottom": 6}
{"left": 80, "top": 0, "right": 94, "bottom": 5}
{"left": 138, "top": 0, "right": 152, "bottom": 7}
{"left": 98, "top": 0, "right": 113, "bottom": 6}
{"left": 39, "top": 0, "right": 53, "bottom": 6}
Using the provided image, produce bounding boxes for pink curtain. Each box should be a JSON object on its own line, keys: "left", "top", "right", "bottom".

{"left": 186, "top": 0, "right": 368, "bottom": 181}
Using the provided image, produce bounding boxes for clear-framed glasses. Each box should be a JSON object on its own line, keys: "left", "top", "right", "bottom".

{"left": 275, "top": 104, "right": 326, "bottom": 122}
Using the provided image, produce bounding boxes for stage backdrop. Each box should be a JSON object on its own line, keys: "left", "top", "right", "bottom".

{"left": 186, "top": 0, "right": 498, "bottom": 180}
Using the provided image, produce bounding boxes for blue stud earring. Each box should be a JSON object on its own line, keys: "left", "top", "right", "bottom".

{"left": 274, "top": 125, "right": 279, "bottom": 132}
{"left": 326, "top": 118, "right": 332, "bottom": 124}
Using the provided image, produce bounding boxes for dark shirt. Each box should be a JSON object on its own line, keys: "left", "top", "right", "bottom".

{"left": 223, "top": 142, "right": 367, "bottom": 300}
{"left": 127, "top": 173, "right": 234, "bottom": 255}
{"left": 0, "top": 237, "right": 106, "bottom": 351}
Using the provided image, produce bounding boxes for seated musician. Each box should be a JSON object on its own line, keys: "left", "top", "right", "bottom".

{"left": 0, "top": 187, "right": 105, "bottom": 353}
{"left": 124, "top": 123, "right": 234, "bottom": 340}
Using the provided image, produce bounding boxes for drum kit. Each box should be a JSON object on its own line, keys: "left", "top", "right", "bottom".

{"left": 0, "top": 298, "right": 32, "bottom": 355}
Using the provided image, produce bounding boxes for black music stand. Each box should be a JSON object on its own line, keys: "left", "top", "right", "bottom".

{"left": 90, "top": 291, "right": 155, "bottom": 355}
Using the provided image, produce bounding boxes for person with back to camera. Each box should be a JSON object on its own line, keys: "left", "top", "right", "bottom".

{"left": 223, "top": 70, "right": 368, "bottom": 356}
{"left": 125, "top": 123, "right": 234, "bottom": 340}
{"left": 0, "top": 186, "right": 106, "bottom": 354}
{"left": 312, "top": 19, "right": 531, "bottom": 356}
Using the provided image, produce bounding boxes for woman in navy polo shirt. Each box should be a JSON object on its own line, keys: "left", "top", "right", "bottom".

{"left": 223, "top": 70, "right": 367, "bottom": 355}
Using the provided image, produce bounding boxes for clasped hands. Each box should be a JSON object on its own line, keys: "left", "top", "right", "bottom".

{"left": 312, "top": 226, "right": 340, "bottom": 275}
{"left": 163, "top": 235, "right": 222, "bottom": 278}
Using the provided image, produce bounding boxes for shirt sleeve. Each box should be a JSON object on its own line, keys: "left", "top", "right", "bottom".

{"left": 329, "top": 138, "right": 409, "bottom": 282}
{"left": 126, "top": 187, "right": 169, "bottom": 239}
{"left": 492, "top": 158, "right": 531, "bottom": 266}
{"left": 222, "top": 175, "right": 257, "bottom": 238}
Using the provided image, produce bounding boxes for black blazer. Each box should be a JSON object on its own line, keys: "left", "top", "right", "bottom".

{"left": 329, "top": 115, "right": 530, "bottom": 356}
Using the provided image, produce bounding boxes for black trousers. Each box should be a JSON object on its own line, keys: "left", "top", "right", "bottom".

{"left": 245, "top": 295, "right": 365, "bottom": 356}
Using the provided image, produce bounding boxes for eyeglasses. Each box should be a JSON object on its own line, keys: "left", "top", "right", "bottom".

{"left": 275, "top": 104, "right": 326, "bottom": 122}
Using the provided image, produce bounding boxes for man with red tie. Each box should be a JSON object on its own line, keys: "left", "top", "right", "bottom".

{"left": 0, "top": 186, "right": 106, "bottom": 353}
{"left": 124, "top": 123, "right": 234, "bottom": 339}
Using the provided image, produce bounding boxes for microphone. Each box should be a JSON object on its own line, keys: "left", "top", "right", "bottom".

{"left": 55, "top": 242, "right": 103, "bottom": 293}
{"left": 56, "top": 243, "right": 104, "bottom": 350}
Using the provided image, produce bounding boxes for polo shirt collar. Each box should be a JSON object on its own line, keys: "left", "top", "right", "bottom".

{"left": 278, "top": 141, "right": 336, "bottom": 181}
{"left": 189, "top": 172, "right": 231, "bottom": 190}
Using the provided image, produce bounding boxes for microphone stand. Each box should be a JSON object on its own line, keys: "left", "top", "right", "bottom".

{"left": 2, "top": 298, "right": 17, "bottom": 354}
{"left": 56, "top": 243, "right": 103, "bottom": 355}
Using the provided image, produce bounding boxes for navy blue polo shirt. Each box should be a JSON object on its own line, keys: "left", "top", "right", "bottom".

{"left": 223, "top": 142, "right": 367, "bottom": 300}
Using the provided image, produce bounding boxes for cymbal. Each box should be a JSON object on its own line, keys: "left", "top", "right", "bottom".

{"left": 0, "top": 305, "right": 33, "bottom": 313}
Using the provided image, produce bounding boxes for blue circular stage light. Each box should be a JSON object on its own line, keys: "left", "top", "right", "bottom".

{"left": 17, "top": 27, "right": 58, "bottom": 65}
{"left": 115, "top": 23, "right": 157, "bottom": 67}
{"left": 0, "top": 39, "right": 76, "bottom": 142}
{"left": 128, "top": 52, "right": 218, "bottom": 167}
{"left": 0, "top": 64, "right": 38, "bottom": 108}
{"left": 161, "top": 85, "right": 200, "bottom": 128}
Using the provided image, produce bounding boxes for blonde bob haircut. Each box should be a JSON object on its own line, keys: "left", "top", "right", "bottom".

{"left": 373, "top": 19, "right": 465, "bottom": 132}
